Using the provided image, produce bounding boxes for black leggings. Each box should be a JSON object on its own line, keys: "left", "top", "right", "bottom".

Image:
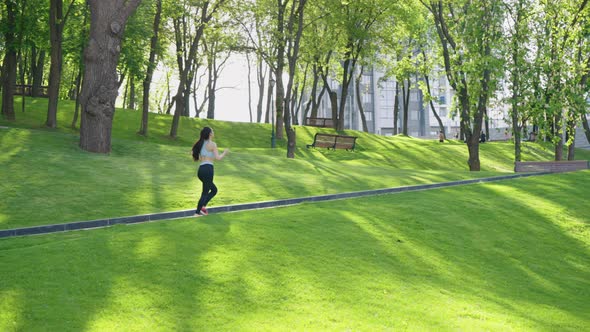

{"left": 196, "top": 164, "right": 217, "bottom": 213}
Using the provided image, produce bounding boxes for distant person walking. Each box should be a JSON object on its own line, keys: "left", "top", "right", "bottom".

{"left": 192, "top": 127, "right": 229, "bottom": 217}
{"left": 480, "top": 131, "right": 486, "bottom": 143}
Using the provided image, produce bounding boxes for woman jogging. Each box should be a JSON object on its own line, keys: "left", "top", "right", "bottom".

{"left": 192, "top": 126, "right": 229, "bottom": 217}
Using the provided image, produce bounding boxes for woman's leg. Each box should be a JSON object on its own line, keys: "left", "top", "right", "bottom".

{"left": 196, "top": 165, "right": 216, "bottom": 214}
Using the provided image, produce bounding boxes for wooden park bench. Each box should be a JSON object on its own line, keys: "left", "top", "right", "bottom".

{"left": 305, "top": 117, "right": 334, "bottom": 128}
{"left": 306, "top": 133, "right": 358, "bottom": 151}
{"left": 15, "top": 84, "right": 49, "bottom": 97}
{"left": 514, "top": 160, "right": 589, "bottom": 173}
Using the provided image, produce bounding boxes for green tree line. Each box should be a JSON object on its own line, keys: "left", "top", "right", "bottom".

{"left": 1, "top": 0, "right": 589, "bottom": 169}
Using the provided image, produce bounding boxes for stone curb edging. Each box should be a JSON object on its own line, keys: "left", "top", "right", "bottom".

{"left": 0, "top": 172, "right": 549, "bottom": 239}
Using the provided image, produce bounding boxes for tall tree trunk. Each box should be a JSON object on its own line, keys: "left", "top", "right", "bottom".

{"left": 554, "top": 114, "right": 563, "bottom": 161}
{"left": 183, "top": 69, "right": 193, "bottom": 117}
{"left": 192, "top": 71, "right": 201, "bottom": 117}
{"left": 467, "top": 135, "right": 481, "bottom": 170}
{"left": 423, "top": 74, "right": 445, "bottom": 138}
{"left": 18, "top": 49, "right": 27, "bottom": 113}
{"left": 290, "top": 83, "right": 299, "bottom": 124}
{"left": 18, "top": 0, "right": 28, "bottom": 114}
{"left": 337, "top": 57, "right": 354, "bottom": 131}
{"left": 71, "top": 11, "right": 87, "bottom": 129}
{"left": 328, "top": 91, "right": 338, "bottom": 128}
{"left": 312, "top": 86, "right": 326, "bottom": 119}
{"left": 206, "top": 47, "right": 217, "bottom": 119}
{"left": 567, "top": 117, "right": 576, "bottom": 160}
{"left": 47, "top": 0, "right": 66, "bottom": 128}
{"left": 79, "top": 0, "right": 141, "bottom": 153}
{"left": 402, "top": 78, "right": 410, "bottom": 135}
{"left": 274, "top": 0, "right": 286, "bottom": 140}
{"left": 320, "top": 63, "right": 338, "bottom": 128}
{"left": 71, "top": 64, "right": 83, "bottom": 128}
{"left": 283, "top": 0, "right": 307, "bottom": 158}
{"left": 275, "top": 65, "right": 285, "bottom": 140}
{"left": 581, "top": 113, "right": 590, "bottom": 144}
{"left": 206, "top": 69, "right": 216, "bottom": 119}
{"left": 393, "top": 80, "right": 399, "bottom": 135}
{"left": 139, "top": 0, "right": 162, "bottom": 136}
{"left": 138, "top": 0, "right": 162, "bottom": 136}
{"left": 122, "top": 76, "right": 129, "bottom": 110}
{"left": 265, "top": 74, "right": 273, "bottom": 123}
{"left": 510, "top": 18, "right": 522, "bottom": 162}
{"left": 31, "top": 47, "right": 46, "bottom": 97}
{"left": 356, "top": 66, "right": 368, "bottom": 132}
{"left": 128, "top": 77, "right": 135, "bottom": 109}
{"left": 246, "top": 52, "right": 253, "bottom": 122}
{"left": 306, "top": 65, "right": 319, "bottom": 119}
{"left": 256, "top": 59, "right": 266, "bottom": 123}
{"left": 511, "top": 96, "right": 522, "bottom": 162}
{"left": 1, "top": 0, "right": 17, "bottom": 120}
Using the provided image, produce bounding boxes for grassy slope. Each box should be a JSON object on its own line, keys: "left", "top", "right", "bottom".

{"left": 0, "top": 171, "right": 588, "bottom": 331}
{"left": 3, "top": 97, "right": 578, "bottom": 230}
{"left": 1, "top": 98, "right": 589, "bottom": 330}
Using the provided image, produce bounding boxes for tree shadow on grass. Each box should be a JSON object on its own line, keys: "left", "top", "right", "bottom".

{"left": 197, "top": 172, "right": 590, "bottom": 329}
{"left": 1, "top": 172, "right": 588, "bottom": 329}
{"left": 0, "top": 216, "right": 232, "bottom": 331}
{"left": 338, "top": 173, "right": 590, "bottom": 328}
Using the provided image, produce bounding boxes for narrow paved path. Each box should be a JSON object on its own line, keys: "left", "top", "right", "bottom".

{"left": 0, "top": 172, "right": 547, "bottom": 239}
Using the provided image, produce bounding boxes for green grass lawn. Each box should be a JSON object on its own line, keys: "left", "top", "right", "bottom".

{"left": 1, "top": 97, "right": 589, "bottom": 330}
{"left": 2, "top": 97, "right": 574, "bottom": 230}
{"left": 1, "top": 171, "right": 588, "bottom": 331}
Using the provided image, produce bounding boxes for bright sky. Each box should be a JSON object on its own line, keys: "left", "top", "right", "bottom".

{"left": 145, "top": 54, "right": 256, "bottom": 123}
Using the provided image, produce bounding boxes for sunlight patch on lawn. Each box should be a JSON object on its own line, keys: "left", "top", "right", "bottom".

{"left": 134, "top": 235, "right": 165, "bottom": 260}
{"left": 0, "top": 289, "right": 22, "bottom": 331}
{"left": 484, "top": 182, "right": 590, "bottom": 245}
{"left": 86, "top": 279, "right": 173, "bottom": 332}
{"left": 0, "top": 129, "right": 28, "bottom": 163}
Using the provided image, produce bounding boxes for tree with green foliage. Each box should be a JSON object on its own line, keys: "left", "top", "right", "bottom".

{"left": 1, "top": 0, "right": 18, "bottom": 120}
{"left": 46, "top": 0, "right": 76, "bottom": 128}
{"left": 62, "top": 2, "right": 89, "bottom": 128}
{"left": 279, "top": 0, "right": 308, "bottom": 158}
{"left": 233, "top": 0, "right": 275, "bottom": 124}
{"left": 139, "top": 0, "right": 163, "bottom": 136}
{"left": 79, "top": 0, "right": 142, "bottom": 153}
{"left": 169, "top": 0, "right": 228, "bottom": 138}
{"left": 502, "top": 0, "right": 536, "bottom": 162}
{"left": 23, "top": 0, "right": 50, "bottom": 98}
{"left": 525, "top": 0, "right": 589, "bottom": 161}
{"left": 242, "top": 0, "right": 307, "bottom": 155}
{"left": 120, "top": 0, "right": 162, "bottom": 113}
{"left": 419, "top": 50, "right": 447, "bottom": 139}
{"left": 202, "top": 13, "right": 242, "bottom": 120}
{"left": 421, "top": 0, "right": 505, "bottom": 171}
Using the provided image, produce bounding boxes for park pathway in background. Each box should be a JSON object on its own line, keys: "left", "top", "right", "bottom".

{"left": 0, "top": 172, "right": 550, "bottom": 239}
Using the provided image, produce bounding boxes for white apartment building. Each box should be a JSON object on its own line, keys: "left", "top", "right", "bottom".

{"left": 314, "top": 66, "right": 590, "bottom": 148}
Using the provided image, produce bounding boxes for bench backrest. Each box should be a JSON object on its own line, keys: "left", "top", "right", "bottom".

{"left": 514, "top": 160, "right": 589, "bottom": 173}
{"left": 334, "top": 135, "right": 357, "bottom": 150}
{"left": 313, "top": 133, "right": 337, "bottom": 148}
{"left": 311, "top": 133, "right": 357, "bottom": 149}
{"left": 306, "top": 117, "right": 334, "bottom": 128}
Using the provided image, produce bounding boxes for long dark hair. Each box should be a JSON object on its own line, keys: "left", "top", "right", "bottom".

{"left": 192, "top": 127, "right": 212, "bottom": 161}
